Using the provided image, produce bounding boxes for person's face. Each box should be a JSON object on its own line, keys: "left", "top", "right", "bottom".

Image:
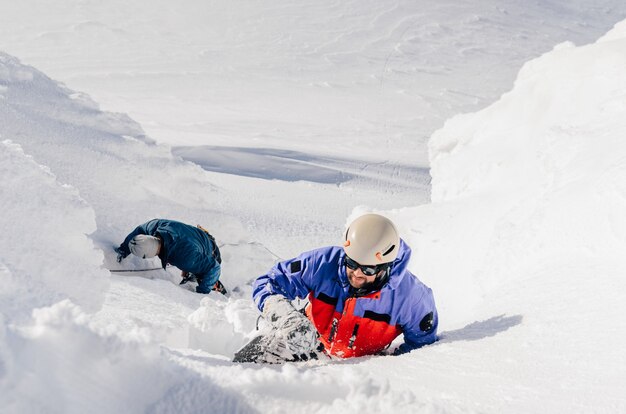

{"left": 346, "top": 267, "right": 379, "bottom": 289}
{"left": 344, "top": 255, "right": 390, "bottom": 289}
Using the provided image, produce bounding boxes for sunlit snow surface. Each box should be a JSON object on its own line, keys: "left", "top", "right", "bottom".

{"left": 2, "top": 1, "right": 626, "bottom": 413}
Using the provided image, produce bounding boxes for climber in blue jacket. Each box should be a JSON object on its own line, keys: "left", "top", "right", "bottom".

{"left": 115, "top": 219, "right": 223, "bottom": 294}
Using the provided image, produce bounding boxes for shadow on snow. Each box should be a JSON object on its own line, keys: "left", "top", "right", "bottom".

{"left": 437, "top": 314, "right": 523, "bottom": 343}
{"left": 172, "top": 145, "right": 428, "bottom": 185}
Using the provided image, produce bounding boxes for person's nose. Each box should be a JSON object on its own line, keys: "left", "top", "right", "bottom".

{"left": 354, "top": 268, "right": 367, "bottom": 278}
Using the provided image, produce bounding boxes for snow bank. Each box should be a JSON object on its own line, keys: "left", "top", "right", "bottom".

{"left": 381, "top": 18, "right": 626, "bottom": 412}
{"left": 0, "top": 52, "right": 259, "bottom": 413}
{"left": 0, "top": 300, "right": 254, "bottom": 414}
{"left": 418, "top": 18, "right": 626, "bottom": 311}
{"left": 0, "top": 52, "right": 248, "bottom": 255}
{"left": 0, "top": 140, "right": 107, "bottom": 317}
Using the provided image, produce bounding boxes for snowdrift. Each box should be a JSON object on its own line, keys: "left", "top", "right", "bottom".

{"left": 0, "top": 52, "right": 259, "bottom": 413}
{"left": 404, "top": 18, "right": 626, "bottom": 324}
{"left": 385, "top": 19, "right": 626, "bottom": 412}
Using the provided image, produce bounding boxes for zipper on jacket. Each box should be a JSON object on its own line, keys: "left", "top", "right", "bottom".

{"left": 348, "top": 324, "right": 360, "bottom": 349}
{"left": 343, "top": 297, "right": 355, "bottom": 315}
{"left": 328, "top": 318, "right": 339, "bottom": 343}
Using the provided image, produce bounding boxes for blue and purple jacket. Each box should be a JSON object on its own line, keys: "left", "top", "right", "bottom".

{"left": 253, "top": 239, "right": 438, "bottom": 357}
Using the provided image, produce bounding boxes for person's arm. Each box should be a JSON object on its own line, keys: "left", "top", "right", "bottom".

{"left": 252, "top": 250, "right": 323, "bottom": 355}
{"left": 252, "top": 251, "right": 319, "bottom": 311}
{"left": 172, "top": 243, "right": 220, "bottom": 293}
{"left": 396, "top": 289, "right": 439, "bottom": 355}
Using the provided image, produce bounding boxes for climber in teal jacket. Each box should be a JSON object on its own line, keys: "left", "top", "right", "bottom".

{"left": 115, "top": 219, "right": 222, "bottom": 294}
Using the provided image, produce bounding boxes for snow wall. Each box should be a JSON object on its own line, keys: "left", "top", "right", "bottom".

{"left": 394, "top": 18, "right": 626, "bottom": 322}
{"left": 0, "top": 52, "right": 254, "bottom": 413}
{"left": 377, "top": 19, "right": 626, "bottom": 409}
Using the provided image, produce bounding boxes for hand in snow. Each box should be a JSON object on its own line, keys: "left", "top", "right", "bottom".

{"left": 114, "top": 246, "right": 127, "bottom": 263}
{"left": 262, "top": 295, "right": 319, "bottom": 355}
{"left": 280, "top": 316, "right": 319, "bottom": 356}
{"left": 179, "top": 271, "right": 197, "bottom": 285}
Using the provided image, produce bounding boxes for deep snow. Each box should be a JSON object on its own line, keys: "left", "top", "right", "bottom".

{"left": 2, "top": 1, "right": 626, "bottom": 413}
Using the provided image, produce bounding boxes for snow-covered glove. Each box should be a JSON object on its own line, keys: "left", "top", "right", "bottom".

{"left": 262, "top": 295, "right": 319, "bottom": 356}
{"left": 114, "top": 246, "right": 128, "bottom": 263}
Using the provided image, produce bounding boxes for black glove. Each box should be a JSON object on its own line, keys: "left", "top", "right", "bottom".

{"left": 114, "top": 246, "right": 128, "bottom": 263}
{"left": 179, "top": 271, "right": 197, "bottom": 285}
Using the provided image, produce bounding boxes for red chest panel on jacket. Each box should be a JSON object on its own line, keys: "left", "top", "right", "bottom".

{"left": 306, "top": 292, "right": 401, "bottom": 358}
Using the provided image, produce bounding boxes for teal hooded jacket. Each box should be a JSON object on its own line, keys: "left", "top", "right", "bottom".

{"left": 117, "top": 219, "right": 221, "bottom": 293}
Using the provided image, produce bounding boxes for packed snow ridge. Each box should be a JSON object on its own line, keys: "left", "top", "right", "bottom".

{"left": 2, "top": 18, "right": 626, "bottom": 414}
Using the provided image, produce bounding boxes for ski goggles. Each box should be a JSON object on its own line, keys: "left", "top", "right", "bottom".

{"left": 344, "top": 255, "right": 390, "bottom": 277}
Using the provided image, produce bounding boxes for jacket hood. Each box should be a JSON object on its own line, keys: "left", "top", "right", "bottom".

{"left": 156, "top": 230, "right": 173, "bottom": 269}
{"left": 381, "top": 238, "right": 412, "bottom": 290}
{"left": 392, "top": 238, "right": 411, "bottom": 273}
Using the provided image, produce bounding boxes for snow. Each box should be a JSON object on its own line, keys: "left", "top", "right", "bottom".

{"left": 2, "top": 300, "right": 252, "bottom": 413}
{"left": 2, "top": 1, "right": 626, "bottom": 413}
{"left": 385, "top": 20, "right": 626, "bottom": 412}
{"left": 0, "top": 139, "right": 107, "bottom": 316}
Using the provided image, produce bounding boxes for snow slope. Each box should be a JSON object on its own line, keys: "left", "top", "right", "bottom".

{"left": 3, "top": 0, "right": 626, "bottom": 254}
{"left": 2, "top": 2, "right": 626, "bottom": 414}
{"left": 385, "top": 20, "right": 626, "bottom": 412}
{"left": 0, "top": 53, "right": 257, "bottom": 413}
{"left": 0, "top": 51, "right": 424, "bottom": 413}
{"left": 2, "top": 0, "right": 626, "bottom": 166}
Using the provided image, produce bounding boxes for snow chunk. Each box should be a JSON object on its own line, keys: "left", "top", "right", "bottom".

{"left": 0, "top": 300, "right": 254, "bottom": 413}
{"left": 187, "top": 297, "right": 259, "bottom": 357}
{"left": 0, "top": 140, "right": 108, "bottom": 317}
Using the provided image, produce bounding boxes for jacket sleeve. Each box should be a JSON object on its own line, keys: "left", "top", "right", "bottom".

{"left": 252, "top": 251, "right": 320, "bottom": 312}
{"left": 396, "top": 286, "right": 439, "bottom": 355}
{"left": 116, "top": 219, "right": 159, "bottom": 257}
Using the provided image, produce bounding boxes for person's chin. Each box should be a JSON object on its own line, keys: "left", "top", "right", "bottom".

{"left": 348, "top": 275, "right": 366, "bottom": 289}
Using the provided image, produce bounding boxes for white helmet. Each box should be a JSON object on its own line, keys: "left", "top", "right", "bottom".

{"left": 129, "top": 235, "right": 160, "bottom": 259}
{"left": 343, "top": 214, "right": 400, "bottom": 265}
